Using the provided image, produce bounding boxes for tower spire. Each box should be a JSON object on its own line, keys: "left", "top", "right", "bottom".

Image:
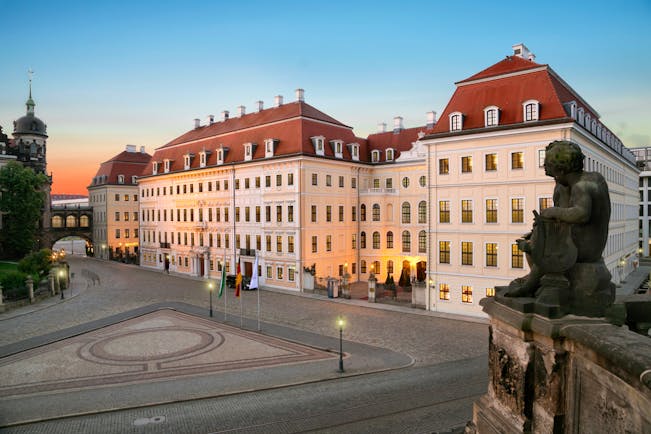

{"left": 26, "top": 68, "right": 35, "bottom": 114}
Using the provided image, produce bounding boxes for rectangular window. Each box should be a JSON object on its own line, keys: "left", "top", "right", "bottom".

{"left": 511, "top": 152, "right": 524, "bottom": 169}
{"left": 245, "top": 178, "right": 250, "bottom": 189}
{"left": 245, "top": 206, "right": 250, "bottom": 222}
{"left": 235, "top": 179, "right": 240, "bottom": 189}
{"left": 439, "top": 241, "right": 450, "bottom": 264}
{"left": 326, "top": 205, "right": 332, "bottom": 222}
{"left": 538, "top": 150, "right": 546, "bottom": 167}
{"left": 339, "top": 205, "right": 344, "bottom": 222}
{"left": 439, "top": 283, "right": 450, "bottom": 300}
{"left": 288, "top": 173, "right": 294, "bottom": 186}
{"left": 277, "top": 267, "right": 283, "bottom": 280}
{"left": 266, "top": 266, "right": 272, "bottom": 279}
{"left": 265, "top": 206, "right": 271, "bottom": 222}
{"left": 485, "top": 153, "right": 497, "bottom": 171}
{"left": 461, "top": 156, "right": 472, "bottom": 173}
{"left": 276, "top": 174, "right": 282, "bottom": 187}
{"left": 486, "top": 243, "right": 498, "bottom": 267}
{"left": 511, "top": 198, "right": 524, "bottom": 223}
{"left": 288, "top": 267, "right": 295, "bottom": 282}
{"left": 235, "top": 207, "right": 240, "bottom": 223}
{"left": 276, "top": 205, "right": 282, "bottom": 223}
{"left": 439, "top": 200, "right": 450, "bottom": 223}
{"left": 339, "top": 176, "right": 344, "bottom": 188}
{"left": 288, "top": 205, "right": 294, "bottom": 223}
{"left": 351, "top": 234, "right": 357, "bottom": 249}
{"left": 326, "top": 175, "right": 332, "bottom": 187}
{"left": 312, "top": 173, "right": 318, "bottom": 186}
{"left": 276, "top": 236, "right": 282, "bottom": 252}
{"left": 115, "top": 211, "right": 120, "bottom": 221}
{"left": 486, "top": 287, "right": 495, "bottom": 297}
{"left": 311, "top": 236, "right": 317, "bottom": 253}
{"left": 256, "top": 206, "right": 261, "bottom": 222}
{"left": 352, "top": 206, "right": 357, "bottom": 222}
{"left": 439, "top": 158, "right": 449, "bottom": 175}
{"left": 351, "top": 178, "right": 356, "bottom": 189}
{"left": 255, "top": 176, "right": 261, "bottom": 188}
{"left": 326, "top": 235, "right": 332, "bottom": 251}
{"left": 512, "top": 244, "right": 524, "bottom": 268}
{"left": 288, "top": 236, "right": 294, "bottom": 253}
{"left": 115, "top": 229, "right": 121, "bottom": 238}
{"left": 265, "top": 175, "right": 271, "bottom": 188}
{"left": 461, "top": 241, "right": 473, "bottom": 265}
{"left": 266, "top": 235, "right": 272, "bottom": 252}
{"left": 461, "top": 200, "right": 473, "bottom": 223}
{"left": 462, "top": 286, "right": 473, "bottom": 303}
{"left": 311, "top": 205, "right": 317, "bottom": 223}
{"left": 539, "top": 197, "right": 552, "bottom": 211}
{"left": 486, "top": 199, "right": 498, "bottom": 223}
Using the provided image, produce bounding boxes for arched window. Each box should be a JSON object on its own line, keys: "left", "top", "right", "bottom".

{"left": 372, "top": 261, "right": 381, "bottom": 275}
{"left": 402, "top": 230, "right": 411, "bottom": 252}
{"left": 371, "top": 150, "right": 380, "bottom": 163}
{"left": 484, "top": 106, "right": 499, "bottom": 127}
{"left": 372, "top": 231, "right": 380, "bottom": 249}
{"left": 117, "top": 175, "right": 125, "bottom": 184}
{"left": 66, "top": 215, "right": 77, "bottom": 227}
{"left": 418, "top": 201, "right": 427, "bottom": 223}
{"left": 360, "top": 231, "right": 367, "bottom": 249}
{"left": 386, "top": 231, "right": 394, "bottom": 249}
{"left": 386, "top": 148, "right": 394, "bottom": 161}
{"left": 449, "top": 112, "right": 463, "bottom": 131}
{"left": 52, "top": 215, "right": 63, "bottom": 228}
{"left": 401, "top": 202, "right": 411, "bottom": 223}
{"left": 523, "top": 100, "right": 540, "bottom": 122}
{"left": 372, "top": 204, "right": 380, "bottom": 221}
{"left": 360, "top": 204, "right": 367, "bottom": 221}
{"left": 387, "top": 260, "right": 394, "bottom": 275}
{"left": 80, "top": 215, "right": 90, "bottom": 227}
{"left": 419, "top": 230, "right": 427, "bottom": 253}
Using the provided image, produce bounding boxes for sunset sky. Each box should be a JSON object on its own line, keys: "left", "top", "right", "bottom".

{"left": 1, "top": 0, "right": 650, "bottom": 195}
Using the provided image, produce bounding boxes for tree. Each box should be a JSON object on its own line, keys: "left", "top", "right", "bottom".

{"left": 0, "top": 161, "right": 47, "bottom": 259}
{"left": 18, "top": 248, "right": 53, "bottom": 280}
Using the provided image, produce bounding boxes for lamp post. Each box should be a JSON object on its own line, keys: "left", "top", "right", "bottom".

{"left": 337, "top": 316, "right": 345, "bottom": 372}
{"left": 208, "top": 281, "right": 214, "bottom": 317}
{"left": 59, "top": 269, "right": 65, "bottom": 299}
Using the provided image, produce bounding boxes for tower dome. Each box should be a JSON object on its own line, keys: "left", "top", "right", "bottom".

{"left": 13, "top": 74, "right": 47, "bottom": 137}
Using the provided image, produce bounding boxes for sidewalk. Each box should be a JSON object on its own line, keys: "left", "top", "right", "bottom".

{"left": 616, "top": 265, "right": 650, "bottom": 298}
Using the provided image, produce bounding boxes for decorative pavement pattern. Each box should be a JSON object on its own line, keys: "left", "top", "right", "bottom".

{"left": 0, "top": 309, "right": 336, "bottom": 398}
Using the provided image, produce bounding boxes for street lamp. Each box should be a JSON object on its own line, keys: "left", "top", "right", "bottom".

{"left": 59, "top": 269, "right": 65, "bottom": 299}
{"left": 337, "top": 316, "right": 345, "bottom": 372}
{"left": 208, "top": 281, "right": 214, "bottom": 317}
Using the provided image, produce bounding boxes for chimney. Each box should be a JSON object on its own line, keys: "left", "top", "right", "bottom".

{"left": 377, "top": 122, "right": 387, "bottom": 133}
{"left": 221, "top": 110, "right": 229, "bottom": 121}
{"left": 194, "top": 118, "right": 200, "bottom": 129}
{"left": 426, "top": 111, "right": 437, "bottom": 129}
{"left": 256, "top": 100, "right": 264, "bottom": 112}
{"left": 393, "top": 116, "right": 404, "bottom": 133}
{"left": 295, "top": 88, "right": 305, "bottom": 102}
{"left": 125, "top": 144, "right": 136, "bottom": 153}
{"left": 512, "top": 43, "right": 535, "bottom": 62}
{"left": 237, "top": 105, "right": 246, "bottom": 116}
{"left": 207, "top": 114, "right": 215, "bottom": 125}
{"left": 140, "top": 146, "right": 146, "bottom": 153}
{"left": 274, "top": 95, "right": 283, "bottom": 107}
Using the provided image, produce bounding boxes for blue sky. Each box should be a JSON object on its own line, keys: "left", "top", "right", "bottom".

{"left": 1, "top": 0, "right": 650, "bottom": 193}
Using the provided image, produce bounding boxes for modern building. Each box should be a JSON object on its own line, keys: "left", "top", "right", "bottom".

{"left": 88, "top": 145, "right": 151, "bottom": 261}
{"left": 420, "top": 44, "right": 639, "bottom": 316}
{"left": 137, "top": 44, "right": 639, "bottom": 318}
{"left": 632, "top": 147, "right": 651, "bottom": 256}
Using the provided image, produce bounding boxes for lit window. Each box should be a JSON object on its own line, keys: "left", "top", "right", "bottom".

{"left": 439, "top": 200, "right": 450, "bottom": 223}
{"left": 511, "top": 152, "right": 524, "bottom": 169}
{"left": 439, "top": 158, "right": 449, "bottom": 175}
{"left": 486, "top": 243, "right": 497, "bottom": 267}
{"left": 461, "top": 156, "right": 472, "bottom": 173}
{"left": 439, "top": 283, "right": 450, "bottom": 300}
{"left": 372, "top": 204, "right": 380, "bottom": 221}
{"left": 512, "top": 244, "right": 524, "bottom": 268}
{"left": 401, "top": 202, "right": 411, "bottom": 223}
{"left": 485, "top": 199, "right": 498, "bottom": 223}
{"left": 402, "top": 231, "right": 411, "bottom": 252}
{"left": 486, "top": 287, "right": 495, "bottom": 297}
{"left": 387, "top": 260, "right": 394, "bottom": 274}
{"left": 373, "top": 232, "right": 380, "bottom": 249}
{"left": 418, "top": 201, "right": 427, "bottom": 224}
{"left": 485, "top": 153, "right": 497, "bottom": 171}
{"left": 386, "top": 231, "right": 394, "bottom": 249}
{"left": 462, "top": 286, "right": 473, "bottom": 303}
{"left": 461, "top": 241, "right": 473, "bottom": 265}
{"left": 539, "top": 197, "right": 553, "bottom": 211}
{"left": 461, "top": 200, "right": 473, "bottom": 223}
{"left": 418, "top": 230, "right": 427, "bottom": 253}
{"left": 511, "top": 198, "right": 524, "bottom": 223}
{"left": 439, "top": 241, "right": 450, "bottom": 264}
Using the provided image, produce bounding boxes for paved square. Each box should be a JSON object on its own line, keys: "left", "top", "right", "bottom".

{"left": 0, "top": 309, "right": 335, "bottom": 398}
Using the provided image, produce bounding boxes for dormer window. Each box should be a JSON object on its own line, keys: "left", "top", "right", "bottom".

{"left": 131, "top": 176, "right": 137, "bottom": 184}
{"left": 484, "top": 106, "right": 499, "bottom": 127}
{"left": 265, "top": 138, "right": 278, "bottom": 158}
{"left": 117, "top": 175, "right": 125, "bottom": 184}
{"left": 371, "top": 150, "right": 380, "bottom": 163}
{"left": 449, "top": 112, "right": 463, "bottom": 131}
{"left": 311, "top": 136, "right": 325, "bottom": 156}
{"left": 349, "top": 143, "right": 360, "bottom": 161}
{"left": 584, "top": 114, "right": 591, "bottom": 129}
{"left": 164, "top": 159, "right": 171, "bottom": 173}
{"left": 577, "top": 107, "right": 585, "bottom": 125}
{"left": 216, "top": 147, "right": 228, "bottom": 165}
{"left": 199, "top": 150, "right": 210, "bottom": 168}
{"left": 152, "top": 161, "right": 159, "bottom": 175}
{"left": 386, "top": 148, "right": 395, "bottom": 161}
{"left": 330, "top": 140, "right": 344, "bottom": 159}
{"left": 523, "top": 100, "right": 540, "bottom": 122}
{"left": 183, "top": 154, "right": 194, "bottom": 170}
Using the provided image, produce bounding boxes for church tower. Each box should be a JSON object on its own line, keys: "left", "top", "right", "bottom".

{"left": 12, "top": 70, "right": 48, "bottom": 174}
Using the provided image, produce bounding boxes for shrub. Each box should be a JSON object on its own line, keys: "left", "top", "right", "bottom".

{"left": 18, "top": 249, "right": 53, "bottom": 280}
{"left": 1, "top": 271, "right": 29, "bottom": 300}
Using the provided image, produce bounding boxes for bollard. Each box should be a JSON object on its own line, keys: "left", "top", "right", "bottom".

{"left": 49, "top": 270, "right": 56, "bottom": 295}
{"left": 27, "top": 276, "right": 34, "bottom": 303}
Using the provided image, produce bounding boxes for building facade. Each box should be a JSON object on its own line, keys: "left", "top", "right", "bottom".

{"left": 137, "top": 45, "right": 639, "bottom": 318}
{"left": 420, "top": 44, "right": 639, "bottom": 316}
{"left": 88, "top": 145, "right": 151, "bottom": 261}
{"left": 632, "top": 147, "right": 651, "bottom": 256}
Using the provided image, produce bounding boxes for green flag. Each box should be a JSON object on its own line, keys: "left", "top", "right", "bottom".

{"left": 218, "top": 260, "right": 226, "bottom": 298}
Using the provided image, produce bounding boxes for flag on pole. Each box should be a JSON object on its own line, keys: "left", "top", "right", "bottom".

{"left": 235, "top": 257, "right": 242, "bottom": 297}
{"left": 249, "top": 253, "right": 259, "bottom": 290}
{"left": 218, "top": 258, "right": 226, "bottom": 298}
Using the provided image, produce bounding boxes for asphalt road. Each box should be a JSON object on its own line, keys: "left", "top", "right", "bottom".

{"left": 0, "top": 257, "right": 489, "bottom": 433}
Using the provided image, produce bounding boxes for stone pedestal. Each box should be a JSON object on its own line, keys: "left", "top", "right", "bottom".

{"left": 469, "top": 297, "right": 651, "bottom": 434}
{"left": 368, "top": 274, "right": 376, "bottom": 303}
{"left": 49, "top": 270, "right": 56, "bottom": 295}
{"left": 27, "top": 277, "right": 34, "bottom": 303}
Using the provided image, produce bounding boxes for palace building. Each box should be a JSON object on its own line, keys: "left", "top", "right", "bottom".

{"left": 136, "top": 44, "right": 639, "bottom": 317}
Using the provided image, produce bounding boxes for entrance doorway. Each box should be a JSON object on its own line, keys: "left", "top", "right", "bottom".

{"left": 416, "top": 261, "right": 426, "bottom": 282}
{"left": 199, "top": 255, "right": 205, "bottom": 277}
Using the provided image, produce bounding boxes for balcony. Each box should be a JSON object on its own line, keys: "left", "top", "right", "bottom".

{"left": 160, "top": 242, "right": 171, "bottom": 249}
{"left": 240, "top": 248, "right": 256, "bottom": 257}
{"left": 360, "top": 187, "right": 397, "bottom": 195}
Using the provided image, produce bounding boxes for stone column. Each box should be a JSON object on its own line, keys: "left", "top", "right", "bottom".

{"left": 204, "top": 254, "right": 210, "bottom": 278}
{"left": 367, "top": 274, "right": 376, "bottom": 302}
{"left": 27, "top": 276, "right": 34, "bottom": 303}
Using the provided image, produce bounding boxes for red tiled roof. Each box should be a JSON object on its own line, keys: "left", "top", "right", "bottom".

{"left": 91, "top": 150, "right": 152, "bottom": 186}
{"left": 366, "top": 126, "right": 432, "bottom": 162}
{"left": 457, "top": 55, "right": 544, "bottom": 84}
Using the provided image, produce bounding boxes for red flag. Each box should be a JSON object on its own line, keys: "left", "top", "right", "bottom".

{"left": 235, "top": 259, "right": 242, "bottom": 298}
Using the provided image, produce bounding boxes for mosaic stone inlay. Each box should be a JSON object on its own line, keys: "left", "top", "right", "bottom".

{"left": 0, "top": 309, "right": 335, "bottom": 397}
